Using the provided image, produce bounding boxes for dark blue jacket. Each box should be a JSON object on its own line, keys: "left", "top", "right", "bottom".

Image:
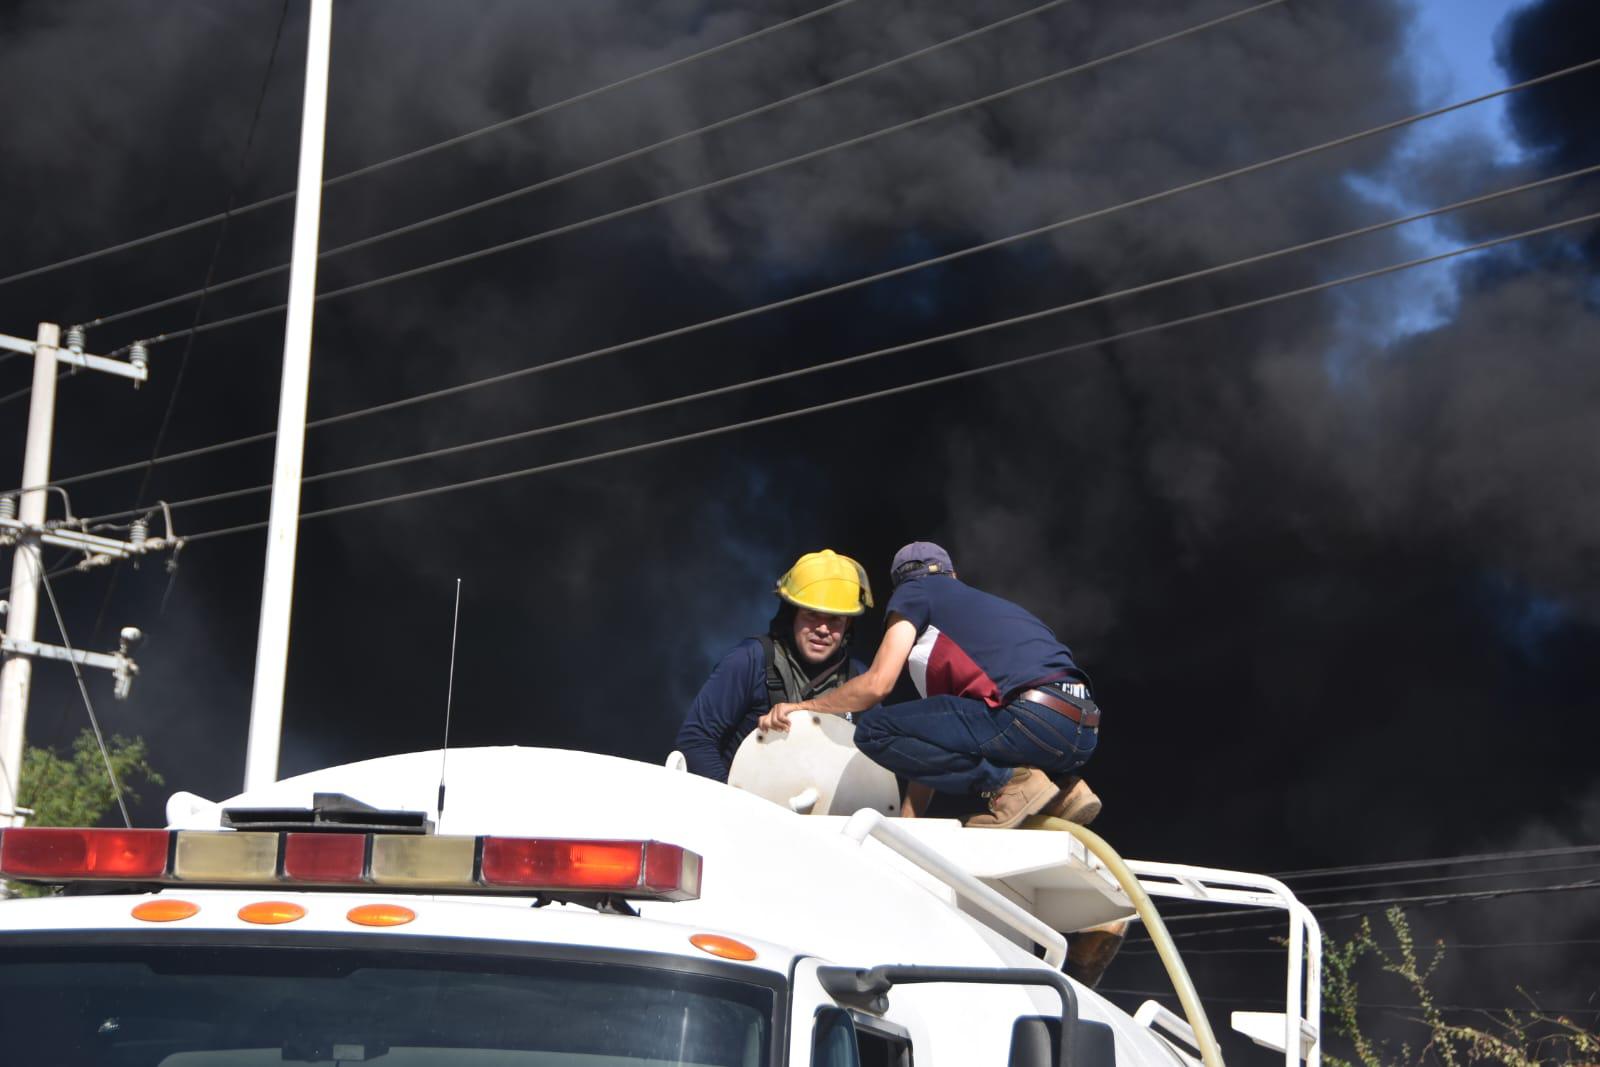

{"left": 676, "top": 638, "right": 868, "bottom": 781}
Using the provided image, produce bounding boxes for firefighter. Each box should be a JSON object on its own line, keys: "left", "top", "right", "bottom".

{"left": 758, "top": 541, "right": 1101, "bottom": 829}
{"left": 675, "top": 549, "right": 874, "bottom": 782}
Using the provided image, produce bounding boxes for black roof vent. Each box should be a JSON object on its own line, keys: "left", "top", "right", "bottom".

{"left": 222, "top": 792, "right": 433, "bottom": 835}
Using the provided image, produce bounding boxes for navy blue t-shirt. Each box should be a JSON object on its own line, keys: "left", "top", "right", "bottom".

{"left": 676, "top": 639, "right": 868, "bottom": 781}
{"left": 886, "top": 576, "right": 1081, "bottom": 707}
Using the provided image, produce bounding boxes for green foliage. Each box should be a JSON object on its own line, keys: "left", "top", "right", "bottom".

{"left": 1323, "top": 907, "right": 1599, "bottom": 1066}
{"left": 1325, "top": 916, "right": 1386, "bottom": 1067}
{"left": 3, "top": 731, "right": 162, "bottom": 898}
{"left": 17, "top": 730, "right": 162, "bottom": 827}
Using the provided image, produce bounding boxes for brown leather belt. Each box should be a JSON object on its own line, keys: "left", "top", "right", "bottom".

{"left": 1014, "top": 686, "right": 1101, "bottom": 729}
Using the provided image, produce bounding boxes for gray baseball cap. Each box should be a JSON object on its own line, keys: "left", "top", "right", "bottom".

{"left": 890, "top": 542, "right": 955, "bottom": 588}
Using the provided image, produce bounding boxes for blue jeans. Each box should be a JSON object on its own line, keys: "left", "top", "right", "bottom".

{"left": 854, "top": 692, "right": 1098, "bottom": 795}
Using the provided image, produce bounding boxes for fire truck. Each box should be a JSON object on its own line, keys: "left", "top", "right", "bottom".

{"left": 0, "top": 740, "right": 1321, "bottom": 1067}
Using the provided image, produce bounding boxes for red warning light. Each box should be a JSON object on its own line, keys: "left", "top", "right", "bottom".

{"left": 479, "top": 838, "right": 700, "bottom": 900}
{"left": 481, "top": 838, "right": 640, "bottom": 889}
{"left": 644, "top": 843, "right": 701, "bottom": 899}
{"left": 284, "top": 833, "right": 367, "bottom": 883}
{"left": 0, "top": 828, "right": 169, "bottom": 880}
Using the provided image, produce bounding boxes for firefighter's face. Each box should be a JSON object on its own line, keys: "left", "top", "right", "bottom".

{"left": 793, "top": 608, "right": 849, "bottom": 665}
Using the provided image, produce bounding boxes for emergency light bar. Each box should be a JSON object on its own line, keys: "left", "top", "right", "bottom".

{"left": 0, "top": 828, "right": 701, "bottom": 901}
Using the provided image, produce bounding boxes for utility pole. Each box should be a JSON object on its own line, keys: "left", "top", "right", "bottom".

{"left": 0, "top": 323, "right": 158, "bottom": 827}
{"left": 243, "top": 0, "right": 333, "bottom": 792}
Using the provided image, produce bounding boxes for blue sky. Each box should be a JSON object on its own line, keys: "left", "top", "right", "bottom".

{"left": 1405, "top": 0, "right": 1531, "bottom": 160}
{"left": 1339, "top": 0, "right": 1535, "bottom": 341}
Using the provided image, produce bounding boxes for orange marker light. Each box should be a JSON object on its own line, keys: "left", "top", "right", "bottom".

{"left": 689, "top": 933, "right": 758, "bottom": 961}
{"left": 132, "top": 899, "right": 199, "bottom": 923}
{"left": 237, "top": 900, "right": 305, "bottom": 925}
{"left": 347, "top": 903, "right": 416, "bottom": 927}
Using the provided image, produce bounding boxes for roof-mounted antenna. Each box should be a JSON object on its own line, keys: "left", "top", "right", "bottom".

{"left": 436, "top": 578, "right": 462, "bottom": 820}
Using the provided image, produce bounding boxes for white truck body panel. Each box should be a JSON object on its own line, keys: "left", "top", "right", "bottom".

{"left": 0, "top": 747, "right": 1291, "bottom": 1066}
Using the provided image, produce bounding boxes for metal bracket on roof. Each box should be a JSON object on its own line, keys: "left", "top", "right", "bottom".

{"left": 840, "top": 808, "right": 1068, "bottom": 966}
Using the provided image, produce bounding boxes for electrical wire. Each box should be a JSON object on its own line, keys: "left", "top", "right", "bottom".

{"left": 0, "top": 382, "right": 34, "bottom": 410}
{"left": 1132, "top": 878, "right": 1600, "bottom": 941}
{"left": 0, "top": 0, "right": 867, "bottom": 291}
{"left": 0, "top": 365, "right": 73, "bottom": 414}
{"left": 0, "top": 558, "right": 83, "bottom": 601}
{"left": 1292, "top": 860, "right": 1600, "bottom": 898}
{"left": 1116, "top": 845, "right": 1600, "bottom": 940}
{"left": 171, "top": 207, "right": 1600, "bottom": 543}
{"left": 97, "top": 0, "right": 1293, "bottom": 347}
{"left": 42, "top": 60, "right": 1600, "bottom": 494}
{"left": 77, "top": 0, "right": 291, "bottom": 659}
{"left": 85, "top": 0, "right": 1083, "bottom": 331}
{"left": 129, "top": 0, "right": 287, "bottom": 507}
{"left": 1159, "top": 878, "right": 1600, "bottom": 924}
{"left": 1121, "top": 938, "right": 1600, "bottom": 957}
{"left": 1278, "top": 843, "right": 1600, "bottom": 880}
{"left": 80, "top": 161, "right": 1600, "bottom": 522}
{"left": 1098, "top": 988, "right": 1600, "bottom": 1016}
{"left": 31, "top": 556, "right": 133, "bottom": 828}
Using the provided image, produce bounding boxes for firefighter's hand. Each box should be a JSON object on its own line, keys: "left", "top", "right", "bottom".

{"left": 760, "top": 703, "right": 800, "bottom": 733}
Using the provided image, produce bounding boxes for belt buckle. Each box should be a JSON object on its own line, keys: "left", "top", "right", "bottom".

{"left": 1057, "top": 680, "right": 1090, "bottom": 701}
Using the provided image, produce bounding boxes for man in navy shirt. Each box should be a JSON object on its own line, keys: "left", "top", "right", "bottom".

{"left": 759, "top": 541, "right": 1101, "bottom": 829}
{"left": 675, "top": 549, "right": 874, "bottom": 782}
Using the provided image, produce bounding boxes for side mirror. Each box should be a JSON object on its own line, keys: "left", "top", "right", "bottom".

{"left": 1009, "top": 1016, "right": 1117, "bottom": 1067}
{"left": 812, "top": 1007, "right": 861, "bottom": 1067}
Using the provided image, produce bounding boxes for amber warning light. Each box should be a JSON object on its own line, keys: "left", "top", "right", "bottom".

{"left": 0, "top": 828, "right": 701, "bottom": 901}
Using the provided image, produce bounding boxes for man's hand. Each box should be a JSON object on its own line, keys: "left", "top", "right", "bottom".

{"left": 759, "top": 702, "right": 802, "bottom": 733}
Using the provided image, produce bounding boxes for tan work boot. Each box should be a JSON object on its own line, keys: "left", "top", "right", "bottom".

{"left": 1041, "top": 775, "right": 1101, "bottom": 825}
{"left": 965, "top": 768, "right": 1060, "bottom": 829}
{"left": 1064, "top": 919, "right": 1129, "bottom": 989}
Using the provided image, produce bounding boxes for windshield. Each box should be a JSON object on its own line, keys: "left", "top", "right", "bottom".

{"left": 0, "top": 939, "right": 776, "bottom": 1067}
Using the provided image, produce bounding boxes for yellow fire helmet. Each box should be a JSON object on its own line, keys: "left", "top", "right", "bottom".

{"left": 774, "top": 549, "right": 875, "bottom": 616}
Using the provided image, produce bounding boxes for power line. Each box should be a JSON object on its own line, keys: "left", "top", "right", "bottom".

{"left": 1122, "top": 938, "right": 1600, "bottom": 957}
{"left": 78, "top": 0, "right": 291, "bottom": 659}
{"left": 83, "top": 161, "right": 1600, "bottom": 522}
{"left": 1119, "top": 846, "right": 1600, "bottom": 945}
{"left": 86, "top": 0, "right": 1082, "bottom": 331}
{"left": 43, "top": 61, "right": 1600, "bottom": 494}
{"left": 1279, "top": 843, "right": 1600, "bottom": 880}
{"left": 128, "top": 0, "right": 287, "bottom": 508}
{"left": 0, "top": 365, "right": 72, "bottom": 413}
{"left": 0, "top": 0, "right": 866, "bottom": 291}
{"left": 1134, "top": 877, "right": 1600, "bottom": 941}
{"left": 30, "top": 557, "right": 132, "bottom": 828}
{"left": 1161, "top": 878, "right": 1600, "bottom": 924}
{"left": 0, "top": 558, "right": 86, "bottom": 602}
{"left": 1098, "top": 988, "right": 1600, "bottom": 1016}
{"left": 0, "top": 382, "right": 34, "bottom": 410}
{"left": 172, "top": 207, "right": 1600, "bottom": 544}
{"left": 100, "top": 0, "right": 1293, "bottom": 349}
{"left": 1293, "top": 859, "right": 1600, "bottom": 898}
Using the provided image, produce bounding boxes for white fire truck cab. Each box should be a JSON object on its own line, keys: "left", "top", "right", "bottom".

{"left": 0, "top": 746, "right": 1321, "bottom": 1067}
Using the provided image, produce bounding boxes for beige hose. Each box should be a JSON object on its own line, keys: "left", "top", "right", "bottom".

{"left": 1025, "top": 814, "right": 1226, "bottom": 1067}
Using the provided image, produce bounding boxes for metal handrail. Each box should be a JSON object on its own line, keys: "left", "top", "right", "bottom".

{"left": 1125, "top": 859, "right": 1322, "bottom": 1067}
